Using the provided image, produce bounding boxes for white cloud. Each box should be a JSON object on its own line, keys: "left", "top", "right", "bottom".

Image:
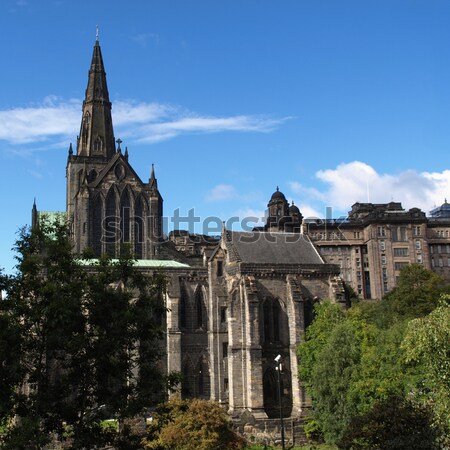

{"left": 113, "top": 101, "right": 173, "bottom": 125}
{"left": 0, "top": 97, "right": 288, "bottom": 147}
{"left": 0, "top": 98, "right": 80, "bottom": 144}
{"left": 135, "top": 114, "right": 289, "bottom": 143}
{"left": 296, "top": 203, "right": 323, "bottom": 220}
{"left": 290, "top": 161, "right": 450, "bottom": 215}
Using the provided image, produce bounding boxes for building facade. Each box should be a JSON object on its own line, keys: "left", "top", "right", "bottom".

{"left": 31, "top": 38, "right": 348, "bottom": 439}
{"left": 32, "top": 38, "right": 450, "bottom": 441}
{"left": 304, "top": 201, "right": 450, "bottom": 299}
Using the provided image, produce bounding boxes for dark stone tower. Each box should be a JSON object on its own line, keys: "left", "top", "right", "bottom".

{"left": 66, "top": 37, "right": 163, "bottom": 258}
{"left": 265, "top": 187, "right": 303, "bottom": 232}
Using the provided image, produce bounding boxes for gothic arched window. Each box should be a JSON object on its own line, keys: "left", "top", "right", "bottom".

{"left": 93, "top": 136, "right": 103, "bottom": 153}
{"left": 134, "top": 196, "right": 145, "bottom": 258}
{"left": 120, "top": 189, "right": 131, "bottom": 246}
{"left": 181, "top": 360, "right": 195, "bottom": 399}
{"left": 196, "top": 357, "right": 210, "bottom": 398}
{"left": 262, "top": 298, "right": 282, "bottom": 344}
{"left": 82, "top": 113, "right": 90, "bottom": 144}
{"left": 105, "top": 188, "right": 117, "bottom": 257}
{"left": 263, "top": 366, "right": 292, "bottom": 418}
{"left": 92, "top": 195, "right": 103, "bottom": 256}
{"left": 179, "top": 283, "right": 188, "bottom": 329}
{"left": 195, "top": 286, "right": 206, "bottom": 329}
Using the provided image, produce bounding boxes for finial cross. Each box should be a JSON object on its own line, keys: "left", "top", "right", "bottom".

{"left": 116, "top": 138, "right": 122, "bottom": 150}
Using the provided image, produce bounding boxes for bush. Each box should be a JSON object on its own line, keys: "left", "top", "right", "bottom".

{"left": 144, "top": 397, "right": 246, "bottom": 450}
{"left": 338, "top": 395, "right": 441, "bottom": 450}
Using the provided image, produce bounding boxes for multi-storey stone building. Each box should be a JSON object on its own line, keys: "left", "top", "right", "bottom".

{"left": 303, "top": 200, "right": 450, "bottom": 299}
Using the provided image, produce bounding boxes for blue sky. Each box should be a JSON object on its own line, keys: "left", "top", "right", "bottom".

{"left": 1, "top": 0, "right": 450, "bottom": 273}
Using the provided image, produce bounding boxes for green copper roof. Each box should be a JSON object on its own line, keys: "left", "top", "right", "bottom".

{"left": 77, "top": 259, "right": 190, "bottom": 268}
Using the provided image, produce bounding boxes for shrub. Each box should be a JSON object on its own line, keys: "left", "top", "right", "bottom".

{"left": 338, "top": 395, "right": 441, "bottom": 450}
{"left": 144, "top": 398, "right": 246, "bottom": 450}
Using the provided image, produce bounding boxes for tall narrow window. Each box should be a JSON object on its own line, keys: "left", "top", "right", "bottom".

{"left": 196, "top": 358, "right": 209, "bottom": 398}
{"left": 179, "top": 283, "right": 188, "bottom": 329}
{"left": 195, "top": 286, "right": 206, "bottom": 329}
{"left": 217, "top": 260, "right": 223, "bottom": 277}
{"left": 262, "top": 298, "right": 282, "bottom": 344}
{"left": 93, "top": 136, "right": 103, "bottom": 153}
{"left": 92, "top": 195, "right": 103, "bottom": 256}
{"left": 105, "top": 188, "right": 117, "bottom": 257}
{"left": 120, "top": 190, "right": 131, "bottom": 246}
{"left": 134, "top": 197, "right": 144, "bottom": 259}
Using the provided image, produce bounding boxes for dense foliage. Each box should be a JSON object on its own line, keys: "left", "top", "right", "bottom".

{"left": 0, "top": 219, "right": 170, "bottom": 449}
{"left": 143, "top": 397, "right": 246, "bottom": 450}
{"left": 298, "top": 264, "right": 449, "bottom": 448}
{"left": 338, "top": 395, "right": 441, "bottom": 450}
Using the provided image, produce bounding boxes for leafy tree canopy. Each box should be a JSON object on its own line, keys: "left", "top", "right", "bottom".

{"left": 143, "top": 397, "right": 246, "bottom": 450}
{"left": 0, "top": 219, "right": 170, "bottom": 449}
{"left": 298, "top": 265, "right": 449, "bottom": 447}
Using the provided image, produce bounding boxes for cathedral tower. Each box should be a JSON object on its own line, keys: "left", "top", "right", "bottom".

{"left": 66, "top": 36, "right": 163, "bottom": 258}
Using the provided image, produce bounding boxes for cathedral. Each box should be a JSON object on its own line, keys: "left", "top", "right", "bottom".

{"left": 33, "top": 37, "right": 346, "bottom": 441}
{"left": 33, "top": 35, "right": 450, "bottom": 443}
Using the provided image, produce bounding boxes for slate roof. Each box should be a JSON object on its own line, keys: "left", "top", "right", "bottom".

{"left": 225, "top": 231, "right": 324, "bottom": 265}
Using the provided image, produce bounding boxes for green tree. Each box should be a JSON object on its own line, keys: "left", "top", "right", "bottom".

{"left": 338, "top": 395, "right": 440, "bottom": 450}
{"left": 383, "top": 264, "right": 446, "bottom": 320}
{"left": 0, "top": 220, "right": 169, "bottom": 449}
{"left": 345, "top": 306, "right": 422, "bottom": 417}
{"left": 309, "top": 320, "right": 362, "bottom": 443}
{"left": 298, "top": 267, "right": 449, "bottom": 447}
{"left": 401, "top": 294, "right": 450, "bottom": 443}
{"left": 298, "top": 300, "right": 346, "bottom": 387}
{"left": 144, "top": 398, "right": 246, "bottom": 450}
{"left": 0, "top": 270, "right": 24, "bottom": 431}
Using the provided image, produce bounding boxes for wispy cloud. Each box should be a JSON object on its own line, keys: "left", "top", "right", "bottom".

{"left": 0, "top": 97, "right": 80, "bottom": 144}
{"left": 138, "top": 114, "right": 287, "bottom": 144}
{"left": 0, "top": 97, "right": 289, "bottom": 148}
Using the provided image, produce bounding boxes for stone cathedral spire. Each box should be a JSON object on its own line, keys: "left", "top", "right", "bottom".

{"left": 66, "top": 35, "right": 163, "bottom": 259}
{"left": 76, "top": 38, "right": 116, "bottom": 158}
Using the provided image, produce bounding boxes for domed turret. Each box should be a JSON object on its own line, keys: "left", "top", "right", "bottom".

{"left": 289, "top": 201, "right": 301, "bottom": 216}
{"left": 265, "top": 186, "right": 304, "bottom": 232}
{"left": 270, "top": 186, "right": 286, "bottom": 202}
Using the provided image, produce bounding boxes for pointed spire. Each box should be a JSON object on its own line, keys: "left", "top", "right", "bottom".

{"left": 149, "top": 163, "right": 158, "bottom": 189}
{"left": 32, "top": 198, "right": 38, "bottom": 229}
{"left": 68, "top": 142, "right": 73, "bottom": 155}
{"left": 76, "top": 34, "right": 116, "bottom": 158}
{"left": 124, "top": 146, "right": 129, "bottom": 160}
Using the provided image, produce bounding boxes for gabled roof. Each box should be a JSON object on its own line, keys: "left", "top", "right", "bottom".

{"left": 224, "top": 231, "right": 324, "bottom": 265}
{"left": 89, "top": 151, "right": 146, "bottom": 189}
